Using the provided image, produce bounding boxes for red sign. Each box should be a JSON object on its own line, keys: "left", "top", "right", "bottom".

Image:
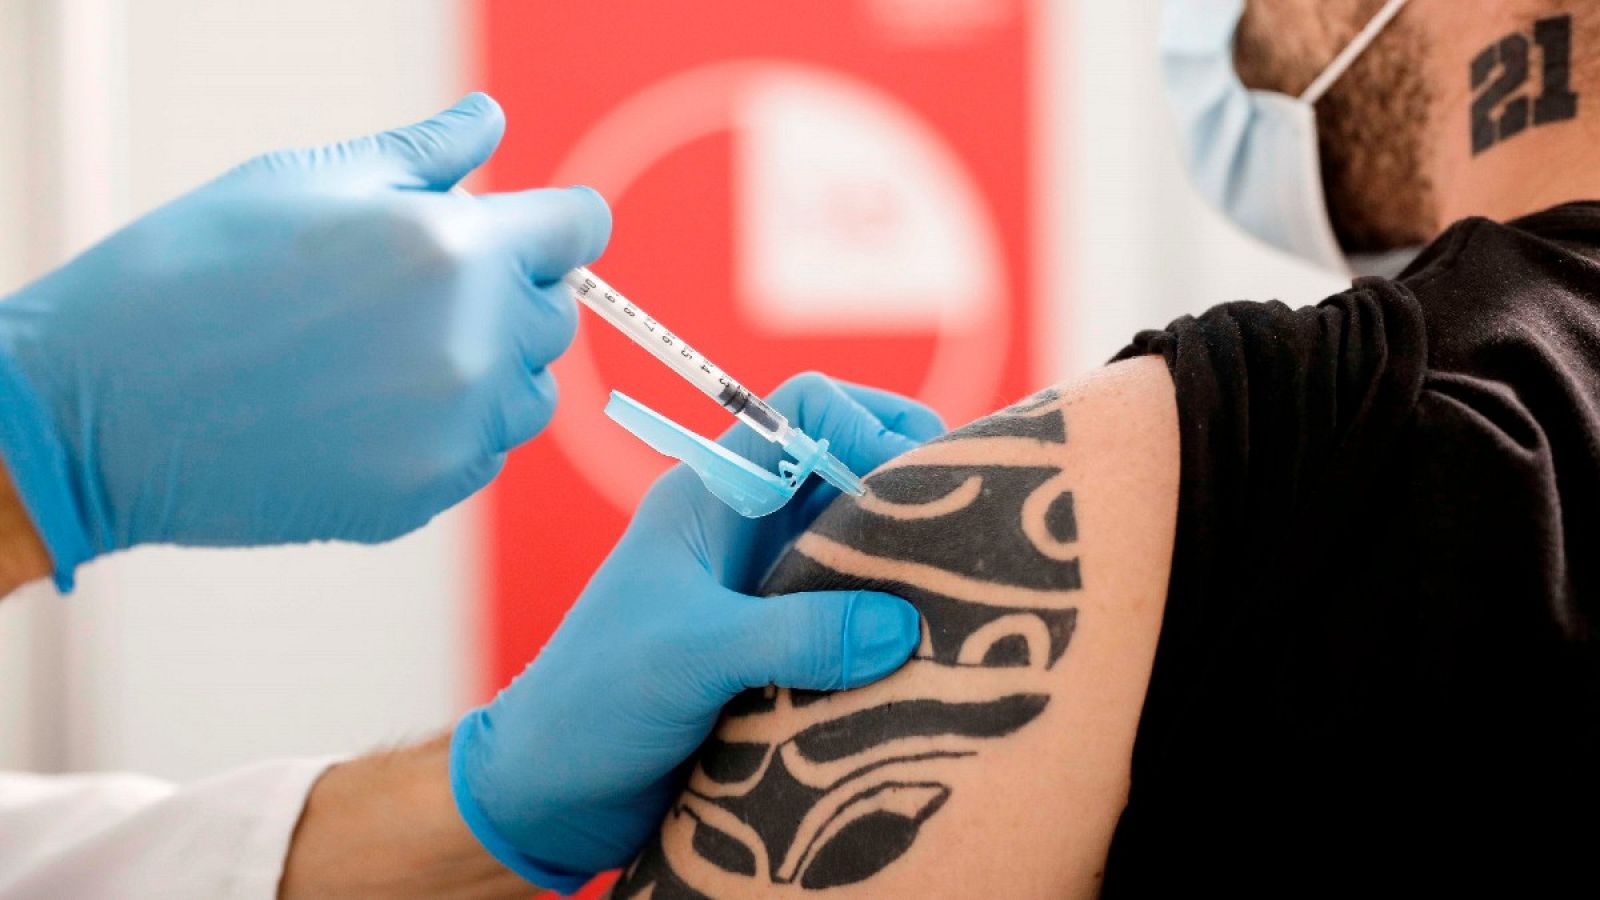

{"left": 479, "top": 0, "right": 1039, "bottom": 735}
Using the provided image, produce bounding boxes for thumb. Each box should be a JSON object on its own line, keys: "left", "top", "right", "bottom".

{"left": 361, "top": 92, "right": 506, "bottom": 189}
{"left": 721, "top": 590, "right": 922, "bottom": 692}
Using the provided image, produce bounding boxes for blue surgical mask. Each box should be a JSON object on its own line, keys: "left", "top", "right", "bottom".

{"left": 1161, "top": 0, "right": 1417, "bottom": 277}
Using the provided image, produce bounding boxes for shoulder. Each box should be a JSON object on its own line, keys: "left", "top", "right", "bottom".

{"left": 619, "top": 358, "right": 1181, "bottom": 897}
{"left": 789, "top": 355, "right": 1179, "bottom": 606}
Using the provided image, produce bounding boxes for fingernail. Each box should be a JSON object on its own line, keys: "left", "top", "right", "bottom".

{"left": 844, "top": 592, "right": 921, "bottom": 688}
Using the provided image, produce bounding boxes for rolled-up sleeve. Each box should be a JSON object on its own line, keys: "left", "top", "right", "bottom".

{"left": 0, "top": 758, "right": 337, "bottom": 899}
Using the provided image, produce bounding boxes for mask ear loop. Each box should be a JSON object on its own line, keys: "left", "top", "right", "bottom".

{"left": 1299, "top": 0, "right": 1411, "bottom": 105}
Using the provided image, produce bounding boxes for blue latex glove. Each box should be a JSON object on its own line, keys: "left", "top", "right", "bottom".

{"left": 0, "top": 93, "right": 610, "bottom": 590}
{"left": 449, "top": 372, "right": 947, "bottom": 892}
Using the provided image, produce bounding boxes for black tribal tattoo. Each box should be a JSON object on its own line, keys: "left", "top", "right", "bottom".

{"left": 1471, "top": 15, "right": 1579, "bottom": 155}
{"left": 613, "top": 389, "right": 1081, "bottom": 897}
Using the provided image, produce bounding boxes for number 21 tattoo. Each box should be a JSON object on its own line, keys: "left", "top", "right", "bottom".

{"left": 1471, "top": 15, "right": 1580, "bottom": 155}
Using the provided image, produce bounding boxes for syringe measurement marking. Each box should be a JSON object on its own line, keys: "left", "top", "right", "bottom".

{"left": 576, "top": 275, "right": 753, "bottom": 414}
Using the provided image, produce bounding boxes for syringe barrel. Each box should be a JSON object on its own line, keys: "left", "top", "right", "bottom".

{"left": 562, "top": 266, "right": 787, "bottom": 441}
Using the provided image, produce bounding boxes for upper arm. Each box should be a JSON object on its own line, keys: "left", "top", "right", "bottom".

{"left": 614, "top": 355, "right": 1181, "bottom": 899}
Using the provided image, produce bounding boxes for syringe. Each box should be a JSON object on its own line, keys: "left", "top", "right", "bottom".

{"left": 559, "top": 265, "right": 866, "bottom": 497}
{"left": 447, "top": 185, "right": 866, "bottom": 499}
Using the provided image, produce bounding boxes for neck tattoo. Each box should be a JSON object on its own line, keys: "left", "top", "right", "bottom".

{"left": 1471, "top": 15, "right": 1580, "bottom": 155}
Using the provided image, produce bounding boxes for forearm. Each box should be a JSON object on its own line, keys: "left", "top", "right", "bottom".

{"left": 281, "top": 735, "right": 531, "bottom": 899}
{"left": 0, "top": 460, "right": 51, "bottom": 596}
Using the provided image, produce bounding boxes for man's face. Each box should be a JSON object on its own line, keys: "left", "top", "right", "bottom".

{"left": 1233, "top": 0, "right": 1437, "bottom": 251}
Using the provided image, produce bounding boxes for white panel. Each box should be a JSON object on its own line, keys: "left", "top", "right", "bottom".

{"left": 737, "top": 69, "right": 997, "bottom": 332}
{"left": 55, "top": 0, "right": 476, "bottom": 781}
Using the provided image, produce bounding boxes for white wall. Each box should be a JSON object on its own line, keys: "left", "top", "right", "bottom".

{"left": 0, "top": 0, "right": 47, "bottom": 773}
{"left": 1056, "top": 0, "right": 1344, "bottom": 380}
{"left": 0, "top": 0, "right": 478, "bottom": 781}
{"left": 0, "top": 1, "right": 27, "bottom": 298}
{"left": 0, "top": 0, "right": 1346, "bottom": 785}
{"left": 0, "top": 0, "right": 135, "bottom": 774}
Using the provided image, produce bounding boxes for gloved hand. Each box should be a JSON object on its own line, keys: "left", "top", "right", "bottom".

{"left": 0, "top": 93, "right": 610, "bottom": 590}
{"left": 449, "top": 372, "right": 946, "bottom": 892}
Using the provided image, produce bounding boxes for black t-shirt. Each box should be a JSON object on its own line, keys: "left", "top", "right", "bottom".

{"left": 1105, "top": 203, "right": 1600, "bottom": 895}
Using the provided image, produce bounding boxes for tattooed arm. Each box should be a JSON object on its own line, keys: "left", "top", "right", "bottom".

{"left": 613, "top": 356, "right": 1180, "bottom": 899}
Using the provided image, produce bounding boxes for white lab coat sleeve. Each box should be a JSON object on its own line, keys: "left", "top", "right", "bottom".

{"left": 0, "top": 757, "right": 339, "bottom": 899}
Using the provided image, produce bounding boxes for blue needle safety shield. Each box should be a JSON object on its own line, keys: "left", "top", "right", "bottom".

{"left": 605, "top": 391, "right": 830, "bottom": 518}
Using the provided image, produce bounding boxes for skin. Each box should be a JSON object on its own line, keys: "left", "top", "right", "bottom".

{"left": 0, "top": 468, "right": 48, "bottom": 595}
{"left": 611, "top": 358, "right": 1179, "bottom": 898}
{"left": 277, "top": 737, "right": 526, "bottom": 898}
{"left": 3, "top": 1, "right": 1600, "bottom": 895}
{"left": 1236, "top": 0, "right": 1600, "bottom": 246}
{"left": 1234, "top": 0, "right": 1439, "bottom": 250}
{"left": 1422, "top": 2, "right": 1600, "bottom": 226}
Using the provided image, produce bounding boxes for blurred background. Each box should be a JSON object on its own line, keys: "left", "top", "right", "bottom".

{"left": 0, "top": 0, "right": 1340, "bottom": 788}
